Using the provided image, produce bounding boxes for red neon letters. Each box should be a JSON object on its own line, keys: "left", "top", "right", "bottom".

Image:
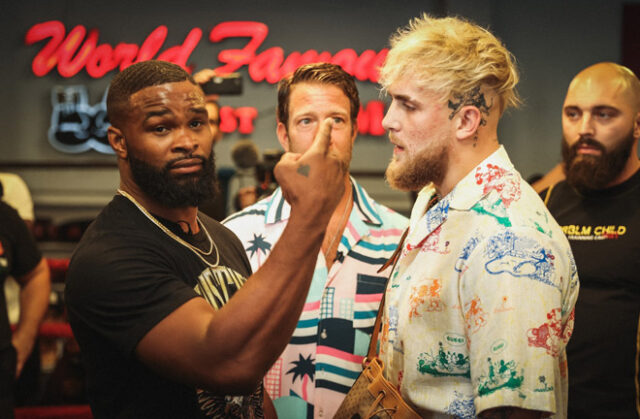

{"left": 25, "top": 20, "right": 387, "bottom": 83}
{"left": 25, "top": 20, "right": 386, "bottom": 136}
{"left": 26, "top": 21, "right": 202, "bottom": 78}
{"left": 217, "top": 102, "right": 385, "bottom": 136}
{"left": 209, "top": 21, "right": 386, "bottom": 83}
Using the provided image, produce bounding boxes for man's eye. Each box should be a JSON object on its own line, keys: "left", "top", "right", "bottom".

{"left": 565, "top": 111, "right": 578, "bottom": 119}
{"left": 154, "top": 126, "right": 168, "bottom": 133}
{"left": 299, "top": 118, "right": 311, "bottom": 125}
{"left": 402, "top": 102, "right": 416, "bottom": 111}
{"left": 333, "top": 117, "right": 345, "bottom": 124}
{"left": 190, "top": 120, "right": 204, "bottom": 128}
{"left": 596, "top": 111, "right": 612, "bottom": 119}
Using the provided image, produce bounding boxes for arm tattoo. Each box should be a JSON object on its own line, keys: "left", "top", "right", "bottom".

{"left": 297, "top": 164, "right": 310, "bottom": 177}
{"left": 447, "top": 86, "right": 493, "bottom": 126}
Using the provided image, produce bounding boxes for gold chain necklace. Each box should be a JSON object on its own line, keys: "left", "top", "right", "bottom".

{"left": 117, "top": 189, "right": 219, "bottom": 268}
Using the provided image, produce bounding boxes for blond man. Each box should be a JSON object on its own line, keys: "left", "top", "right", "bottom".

{"left": 377, "top": 15, "right": 579, "bottom": 418}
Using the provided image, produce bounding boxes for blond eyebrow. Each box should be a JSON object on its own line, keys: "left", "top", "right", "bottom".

{"left": 392, "top": 94, "right": 414, "bottom": 102}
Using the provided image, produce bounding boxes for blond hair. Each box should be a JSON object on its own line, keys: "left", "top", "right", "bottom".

{"left": 380, "top": 14, "right": 521, "bottom": 114}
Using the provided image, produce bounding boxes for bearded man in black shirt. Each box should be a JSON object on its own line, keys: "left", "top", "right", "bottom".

{"left": 65, "top": 60, "right": 346, "bottom": 418}
{"left": 542, "top": 62, "right": 640, "bottom": 419}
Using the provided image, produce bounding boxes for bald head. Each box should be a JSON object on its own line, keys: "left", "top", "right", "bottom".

{"left": 566, "top": 62, "right": 640, "bottom": 112}
{"left": 561, "top": 62, "right": 640, "bottom": 190}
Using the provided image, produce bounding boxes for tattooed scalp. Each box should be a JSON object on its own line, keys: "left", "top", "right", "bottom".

{"left": 447, "top": 86, "right": 493, "bottom": 125}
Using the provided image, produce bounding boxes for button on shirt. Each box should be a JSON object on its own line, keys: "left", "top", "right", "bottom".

{"left": 223, "top": 178, "right": 408, "bottom": 418}
{"left": 379, "top": 147, "right": 579, "bottom": 418}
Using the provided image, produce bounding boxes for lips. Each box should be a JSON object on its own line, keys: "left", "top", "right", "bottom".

{"left": 169, "top": 157, "right": 204, "bottom": 174}
{"left": 576, "top": 144, "right": 602, "bottom": 156}
{"left": 389, "top": 135, "right": 405, "bottom": 154}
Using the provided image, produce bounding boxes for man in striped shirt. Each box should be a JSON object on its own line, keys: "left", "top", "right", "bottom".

{"left": 223, "top": 63, "right": 408, "bottom": 418}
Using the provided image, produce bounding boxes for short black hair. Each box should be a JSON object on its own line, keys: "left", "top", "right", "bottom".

{"left": 107, "top": 60, "right": 197, "bottom": 128}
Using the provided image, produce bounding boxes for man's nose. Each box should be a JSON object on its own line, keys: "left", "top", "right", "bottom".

{"left": 382, "top": 105, "right": 398, "bottom": 131}
{"left": 578, "top": 114, "right": 595, "bottom": 136}
{"left": 172, "top": 128, "right": 199, "bottom": 152}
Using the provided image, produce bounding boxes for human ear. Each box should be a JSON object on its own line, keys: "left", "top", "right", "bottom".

{"left": 108, "top": 126, "right": 128, "bottom": 159}
{"left": 276, "top": 122, "right": 291, "bottom": 151}
{"left": 350, "top": 121, "right": 358, "bottom": 143}
{"left": 455, "top": 106, "right": 482, "bottom": 141}
{"left": 634, "top": 111, "right": 640, "bottom": 139}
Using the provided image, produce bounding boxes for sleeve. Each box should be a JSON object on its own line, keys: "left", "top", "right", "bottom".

{"left": 2, "top": 203, "right": 41, "bottom": 277}
{"left": 459, "top": 226, "right": 573, "bottom": 415}
{"left": 0, "top": 174, "right": 34, "bottom": 221}
{"left": 65, "top": 234, "right": 198, "bottom": 358}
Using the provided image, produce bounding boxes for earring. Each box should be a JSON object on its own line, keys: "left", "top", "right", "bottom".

{"left": 473, "top": 133, "right": 478, "bottom": 148}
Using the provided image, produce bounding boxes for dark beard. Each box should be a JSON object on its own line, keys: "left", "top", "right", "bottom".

{"left": 128, "top": 150, "right": 218, "bottom": 208}
{"left": 562, "top": 130, "right": 635, "bottom": 192}
{"left": 385, "top": 142, "right": 448, "bottom": 192}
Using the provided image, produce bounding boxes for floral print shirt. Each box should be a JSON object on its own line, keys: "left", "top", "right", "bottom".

{"left": 379, "top": 146, "right": 579, "bottom": 418}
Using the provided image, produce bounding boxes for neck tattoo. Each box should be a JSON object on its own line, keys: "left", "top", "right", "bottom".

{"left": 117, "top": 189, "right": 219, "bottom": 268}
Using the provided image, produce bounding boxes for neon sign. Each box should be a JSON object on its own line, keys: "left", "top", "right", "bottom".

{"left": 48, "top": 85, "right": 264, "bottom": 153}
{"left": 28, "top": 20, "right": 388, "bottom": 148}
{"left": 49, "top": 85, "right": 111, "bottom": 153}
{"left": 25, "top": 21, "right": 387, "bottom": 83}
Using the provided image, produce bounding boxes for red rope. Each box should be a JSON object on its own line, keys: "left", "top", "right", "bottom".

{"left": 14, "top": 405, "right": 93, "bottom": 419}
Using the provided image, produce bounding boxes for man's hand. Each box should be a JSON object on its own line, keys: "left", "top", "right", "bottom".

{"left": 192, "top": 68, "right": 217, "bottom": 85}
{"left": 192, "top": 68, "right": 220, "bottom": 102}
{"left": 274, "top": 118, "right": 346, "bottom": 224}
{"left": 11, "top": 331, "right": 36, "bottom": 378}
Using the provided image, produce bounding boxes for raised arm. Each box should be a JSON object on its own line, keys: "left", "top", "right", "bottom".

{"left": 136, "top": 118, "right": 346, "bottom": 394}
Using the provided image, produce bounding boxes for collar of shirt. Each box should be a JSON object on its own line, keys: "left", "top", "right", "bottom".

{"left": 264, "top": 176, "right": 383, "bottom": 226}
{"left": 263, "top": 177, "right": 384, "bottom": 259}
{"left": 406, "top": 145, "right": 516, "bottom": 248}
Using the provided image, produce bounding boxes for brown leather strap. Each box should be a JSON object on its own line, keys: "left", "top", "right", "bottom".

{"left": 543, "top": 182, "right": 557, "bottom": 206}
{"left": 368, "top": 228, "right": 409, "bottom": 359}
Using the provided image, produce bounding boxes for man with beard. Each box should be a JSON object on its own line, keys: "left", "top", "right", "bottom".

{"left": 223, "top": 63, "right": 408, "bottom": 418}
{"left": 64, "top": 60, "right": 346, "bottom": 418}
{"left": 541, "top": 62, "right": 640, "bottom": 419}
{"left": 376, "top": 14, "right": 579, "bottom": 418}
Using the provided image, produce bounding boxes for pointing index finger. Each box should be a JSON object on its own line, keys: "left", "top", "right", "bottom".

{"left": 308, "top": 118, "right": 334, "bottom": 155}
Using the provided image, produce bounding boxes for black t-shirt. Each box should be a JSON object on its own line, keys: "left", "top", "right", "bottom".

{"left": 0, "top": 201, "right": 41, "bottom": 350}
{"left": 543, "top": 169, "right": 640, "bottom": 419}
{"left": 65, "top": 196, "right": 260, "bottom": 419}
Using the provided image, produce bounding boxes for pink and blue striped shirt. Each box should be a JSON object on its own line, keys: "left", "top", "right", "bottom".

{"left": 223, "top": 178, "right": 407, "bottom": 418}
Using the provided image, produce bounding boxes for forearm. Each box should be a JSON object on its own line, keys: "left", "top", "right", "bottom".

{"left": 137, "top": 210, "right": 330, "bottom": 394}
{"left": 12, "top": 259, "right": 51, "bottom": 375}
{"left": 14, "top": 259, "right": 50, "bottom": 339}
{"left": 204, "top": 211, "right": 326, "bottom": 381}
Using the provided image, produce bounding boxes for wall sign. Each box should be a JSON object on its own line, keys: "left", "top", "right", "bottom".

{"left": 48, "top": 85, "right": 263, "bottom": 153}
{"left": 28, "top": 20, "right": 388, "bottom": 153}
{"left": 25, "top": 21, "right": 387, "bottom": 83}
